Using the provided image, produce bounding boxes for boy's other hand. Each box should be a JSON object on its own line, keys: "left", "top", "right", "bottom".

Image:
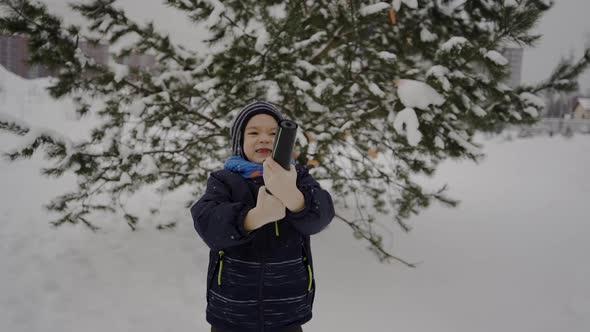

{"left": 255, "top": 186, "right": 286, "bottom": 225}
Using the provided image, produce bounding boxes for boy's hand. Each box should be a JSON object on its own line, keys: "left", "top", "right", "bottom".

{"left": 263, "top": 158, "right": 304, "bottom": 212}
{"left": 255, "top": 186, "right": 286, "bottom": 225}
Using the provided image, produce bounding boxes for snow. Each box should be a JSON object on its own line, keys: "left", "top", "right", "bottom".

{"left": 137, "top": 154, "right": 159, "bottom": 175}
{"left": 203, "top": 0, "right": 226, "bottom": 28}
{"left": 296, "top": 60, "right": 317, "bottom": 75}
{"left": 119, "top": 172, "right": 132, "bottom": 184}
{"left": 447, "top": 129, "right": 482, "bottom": 156}
{"left": 440, "top": 36, "right": 469, "bottom": 52}
{"left": 193, "top": 77, "right": 220, "bottom": 91}
{"left": 377, "top": 51, "right": 397, "bottom": 61}
{"left": 267, "top": 3, "right": 287, "bottom": 20}
{"left": 254, "top": 26, "right": 270, "bottom": 54}
{"left": 161, "top": 117, "right": 172, "bottom": 128}
{"left": 3, "top": 52, "right": 590, "bottom": 332}
{"left": 510, "top": 109, "right": 523, "bottom": 120}
{"left": 393, "top": 107, "right": 422, "bottom": 146}
{"left": 496, "top": 82, "right": 513, "bottom": 92}
{"left": 393, "top": 0, "right": 418, "bottom": 10}
{"left": 74, "top": 47, "right": 95, "bottom": 68}
{"left": 367, "top": 82, "right": 386, "bottom": 98}
{"left": 293, "top": 32, "right": 326, "bottom": 50}
{"left": 303, "top": 94, "right": 329, "bottom": 113}
{"left": 0, "top": 111, "right": 29, "bottom": 132}
{"left": 485, "top": 50, "right": 509, "bottom": 66}
{"left": 520, "top": 92, "right": 546, "bottom": 109}
{"left": 257, "top": 80, "right": 283, "bottom": 103}
{"left": 476, "top": 21, "right": 496, "bottom": 32}
{"left": 109, "top": 61, "right": 129, "bottom": 83}
{"left": 472, "top": 104, "right": 487, "bottom": 117}
{"left": 313, "top": 79, "right": 334, "bottom": 98}
{"left": 426, "top": 65, "right": 451, "bottom": 91}
{"left": 402, "top": 0, "right": 418, "bottom": 9}
{"left": 291, "top": 76, "right": 313, "bottom": 91}
{"left": 523, "top": 106, "right": 539, "bottom": 117}
{"left": 434, "top": 136, "right": 445, "bottom": 149}
{"left": 359, "top": 2, "right": 390, "bottom": 17}
{"left": 420, "top": 27, "right": 437, "bottom": 42}
{"left": 397, "top": 79, "right": 445, "bottom": 110}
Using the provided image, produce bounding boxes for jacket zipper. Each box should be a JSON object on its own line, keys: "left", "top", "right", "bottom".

{"left": 217, "top": 250, "right": 225, "bottom": 286}
{"left": 301, "top": 244, "right": 314, "bottom": 293}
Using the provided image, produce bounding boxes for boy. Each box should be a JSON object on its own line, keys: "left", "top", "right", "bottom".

{"left": 190, "top": 100, "right": 335, "bottom": 332}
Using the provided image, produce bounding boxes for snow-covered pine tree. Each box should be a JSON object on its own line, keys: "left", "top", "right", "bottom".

{"left": 1, "top": 0, "right": 589, "bottom": 265}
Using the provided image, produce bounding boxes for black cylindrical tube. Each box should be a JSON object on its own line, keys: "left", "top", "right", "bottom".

{"left": 265, "top": 119, "right": 298, "bottom": 197}
{"left": 271, "top": 119, "right": 298, "bottom": 170}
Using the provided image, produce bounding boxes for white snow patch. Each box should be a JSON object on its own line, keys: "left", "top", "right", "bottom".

{"left": 434, "top": 136, "right": 445, "bottom": 149}
{"left": 291, "top": 76, "right": 312, "bottom": 91}
{"left": 293, "top": 32, "right": 326, "bottom": 50}
{"left": 314, "top": 79, "right": 334, "bottom": 98}
{"left": 440, "top": 37, "right": 469, "bottom": 52}
{"left": 377, "top": 51, "right": 397, "bottom": 61}
{"left": 397, "top": 79, "right": 445, "bottom": 110}
{"left": 267, "top": 3, "right": 287, "bottom": 20}
{"left": 304, "top": 94, "right": 329, "bottom": 113}
{"left": 161, "top": 117, "right": 172, "bottom": 128}
{"left": 496, "top": 82, "right": 513, "bottom": 92}
{"left": 402, "top": 0, "right": 418, "bottom": 9}
{"left": 193, "top": 78, "right": 219, "bottom": 91}
{"left": 420, "top": 28, "right": 438, "bottom": 42}
{"left": 393, "top": 107, "right": 422, "bottom": 146}
{"left": 520, "top": 92, "right": 545, "bottom": 109}
{"left": 203, "top": 0, "right": 226, "bottom": 28}
{"left": 296, "top": 60, "right": 317, "bottom": 75}
{"left": 254, "top": 27, "right": 270, "bottom": 54}
{"left": 359, "top": 3, "right": 390, "bottom": 16}
{"left": 426, "top": 65, "right": 451, "bottom": 91}
{"left": 523, "top": 107, "right": 539, "bottom": 117}
{"left": 109, "top": 62, "right": 129, "bottom": 83}
{"left": 504, "top": 0, "right": 518, "bottom": 7}
{"left": 367, "top": 82, "right": 386, "bottom": 97}
{"left": 472, "top": 105, "right": 487, "bottom": 117}
{"left": 485, "top": 50, "right": 509, "bottom": 66}
{"left": 137, "top": 154, "right": 158, "bottom": 175}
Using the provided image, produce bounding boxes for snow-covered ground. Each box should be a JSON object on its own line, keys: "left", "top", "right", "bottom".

{"left": 2, "top": 67, "right": 590, "bottom": 332}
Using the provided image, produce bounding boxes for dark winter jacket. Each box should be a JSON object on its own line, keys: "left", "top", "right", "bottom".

{"left": 190, "top": 164, "right": 335, "bottom": 332}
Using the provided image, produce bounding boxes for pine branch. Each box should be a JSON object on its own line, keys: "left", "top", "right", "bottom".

{"left": 335, "top": 213, "right": 420, "bottom": 268}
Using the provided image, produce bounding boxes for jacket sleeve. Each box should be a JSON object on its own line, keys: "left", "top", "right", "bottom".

{"left": 284, "top": 166, "right": 335, "bottom": 235}
{"left": 190, "top": 172, "right": 257, "bottom": 251}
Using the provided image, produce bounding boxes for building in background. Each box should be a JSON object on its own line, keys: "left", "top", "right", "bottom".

{"left": 502, "top": 47, "right": 523, "bottom": 88}
{"left": 27, "top": 40, "right": 109, "bottom": 79}
{"left": 79, "top": 41, "right": 109, "bottom": 67}
{"left": 572, "top": 97, "right": 590, "bottom": 119}
{"left": 0, "top": 35, "right": 29, "bottom": 78}
{"left": 119, "top": 52, "right": 157, "bottom": 72}
{"left": 1, "top": 35, "right": 108, "bottom": 79}
{"left": 2, "top": 35, "right": 156, "bottom": 79}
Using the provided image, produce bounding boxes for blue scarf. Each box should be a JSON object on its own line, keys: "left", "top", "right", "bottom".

{"left": 224, "top": 155, "right": 296, "bottom": 179}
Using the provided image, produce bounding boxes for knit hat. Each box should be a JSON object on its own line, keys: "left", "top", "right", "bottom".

{"left": 230, "top": 100, "right": 285, "bottom": 160}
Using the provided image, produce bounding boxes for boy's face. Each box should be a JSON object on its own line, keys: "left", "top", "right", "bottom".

{"left": 243, "top": 114, "right": 278, "bottom": 164}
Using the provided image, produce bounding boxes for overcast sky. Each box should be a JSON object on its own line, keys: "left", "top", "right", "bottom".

{"left": 40, "top": 0, "right": 590, "bottom": 93}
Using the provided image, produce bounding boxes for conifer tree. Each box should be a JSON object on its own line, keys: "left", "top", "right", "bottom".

{"left": 1, "top": 0, "right": 588, "bottom": 265}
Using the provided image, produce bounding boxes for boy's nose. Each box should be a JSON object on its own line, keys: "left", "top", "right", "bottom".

{"left": 259, "top": 135, "right": 273, "bottom": 142}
